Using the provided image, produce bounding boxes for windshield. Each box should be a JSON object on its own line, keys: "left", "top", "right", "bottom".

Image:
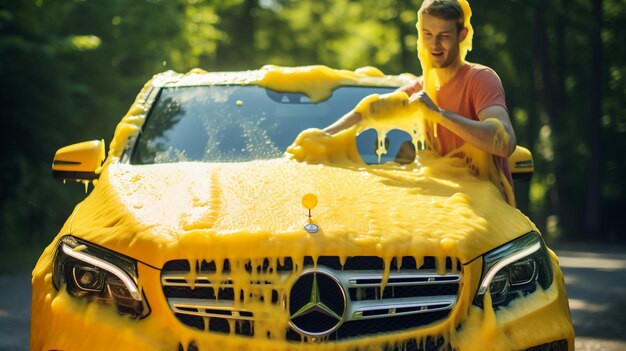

{"left": 132, "top": 85, "right": 414, "bottom": 164}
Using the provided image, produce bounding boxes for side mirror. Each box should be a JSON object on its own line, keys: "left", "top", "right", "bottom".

{"left": 52, "top": 140, "right": 105, "bottom": 181}
{"left": 508, "top": 145, "right": 533, "bottom": 182}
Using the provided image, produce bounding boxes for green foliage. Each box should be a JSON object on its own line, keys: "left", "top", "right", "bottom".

{"left": 1, "top": 0, "right": 624, "bottom": 261}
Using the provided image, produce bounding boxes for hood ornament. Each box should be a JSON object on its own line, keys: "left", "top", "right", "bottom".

{"left": 302, "top": 194, "right": 319, "bottom": 233}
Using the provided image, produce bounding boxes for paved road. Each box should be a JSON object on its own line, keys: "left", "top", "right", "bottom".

{"left": 0, "top": 275, "right": 30, "bottom": 351}
{"left": 1, "top": 244, "right": 625, "bottom": 351}
{"left": 554, "top": 244, "right": 626, "bottom": 351}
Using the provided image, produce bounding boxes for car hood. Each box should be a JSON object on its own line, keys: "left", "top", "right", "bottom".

{"left": 68, "top": 156, "right": 533, "bottom": 269}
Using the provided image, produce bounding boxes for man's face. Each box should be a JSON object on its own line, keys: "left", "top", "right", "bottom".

{"left": 420, "top": 14, "right": 465, "bottom": 68}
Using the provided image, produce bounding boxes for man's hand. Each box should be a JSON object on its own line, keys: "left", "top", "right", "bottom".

{"left": 410, "top": 91, "right": 441, "bottom": 113}
{"left": 409, "top": 91, "right": 443, "bottom": 123}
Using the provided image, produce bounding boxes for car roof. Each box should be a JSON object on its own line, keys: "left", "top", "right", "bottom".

{"left": 151, "top": 65, "right": 417, "bottom": 103}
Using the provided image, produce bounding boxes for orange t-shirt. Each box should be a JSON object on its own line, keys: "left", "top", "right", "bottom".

{"left": 400, "top": 62, "right": 513, "bottom": 186}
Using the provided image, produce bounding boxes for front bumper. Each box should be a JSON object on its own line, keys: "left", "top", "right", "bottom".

{"left": 31, "top": 253, "right": 574, "bottom": 351}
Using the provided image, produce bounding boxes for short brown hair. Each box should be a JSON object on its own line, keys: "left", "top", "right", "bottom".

{"left": 421, "top": 0, "right": 464, "bottom": 32}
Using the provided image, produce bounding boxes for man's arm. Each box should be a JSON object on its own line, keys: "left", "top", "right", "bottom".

{"left": 412, "top": 91, "right": 517, "bottom": 157}
{"left": 323, "top": 111, "right": 362, "bottom": 135}
{"left": 324, "top": 80, "right": 423, "bottom": 135}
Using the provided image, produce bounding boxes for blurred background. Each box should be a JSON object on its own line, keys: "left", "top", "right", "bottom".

{"left": 1, "top": 0, "right": 625, "bottom": 272}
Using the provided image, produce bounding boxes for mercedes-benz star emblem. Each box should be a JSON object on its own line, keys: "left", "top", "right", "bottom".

{"left": 288, "top": 270, "right": 346, "bottom": 336}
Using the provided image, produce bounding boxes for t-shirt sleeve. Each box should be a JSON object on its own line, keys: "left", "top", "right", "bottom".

{"left": 471, "top": 68, "right": 508, "bottom": 114}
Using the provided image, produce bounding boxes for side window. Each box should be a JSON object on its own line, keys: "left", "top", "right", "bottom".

{"left": 356, "top": 129, "right": 416, "bottom": 165}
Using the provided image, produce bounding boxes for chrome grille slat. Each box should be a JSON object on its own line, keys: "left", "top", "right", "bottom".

{"left": 162, "top": 277, "right": 233, "bottom": 288}
{"left": 342, "top": 270, "right": 462, "bottom": 287}
{"left": 162, "top": 271, "right": 291, "bottom": 288}
{"left": 348, "top": 295, "right": 457, "bottom": 320}
{"left": 169, "top": 298, "right": 255, "bottom": 321}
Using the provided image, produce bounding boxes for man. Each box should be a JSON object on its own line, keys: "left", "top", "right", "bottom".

{"left": 324, "top": 0, "right": 516, "bottom": 185}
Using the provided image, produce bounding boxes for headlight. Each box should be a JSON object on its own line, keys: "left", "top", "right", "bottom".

{"left": 52, "top": 236, "right": 150, "bottom": 318}
{"left": 473, "top": 232, "right": 553, "bottom": 309}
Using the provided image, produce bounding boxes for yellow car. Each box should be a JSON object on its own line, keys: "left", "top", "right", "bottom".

{"left": 31, "top": 66, "right": 574, "bottom": 351}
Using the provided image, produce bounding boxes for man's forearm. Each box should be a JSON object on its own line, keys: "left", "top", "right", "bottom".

{"left": 323, "top": 111, "right": 362, "bottom": 135}
{"left": 323, "top": 95, "right": 516, "bottom": 158}
{"left": 439, "top": 109, "right": 516, "bottom": 158}
{"left": 410, "top": 91, "right": 516, "bottom": 158}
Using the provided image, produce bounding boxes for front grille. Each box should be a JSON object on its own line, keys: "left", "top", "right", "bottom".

{"left": 179, "top": 337, "right": 453, "bottom": 351}
{"left": 161, "top": 256, "right": 462, "bottom": 341}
